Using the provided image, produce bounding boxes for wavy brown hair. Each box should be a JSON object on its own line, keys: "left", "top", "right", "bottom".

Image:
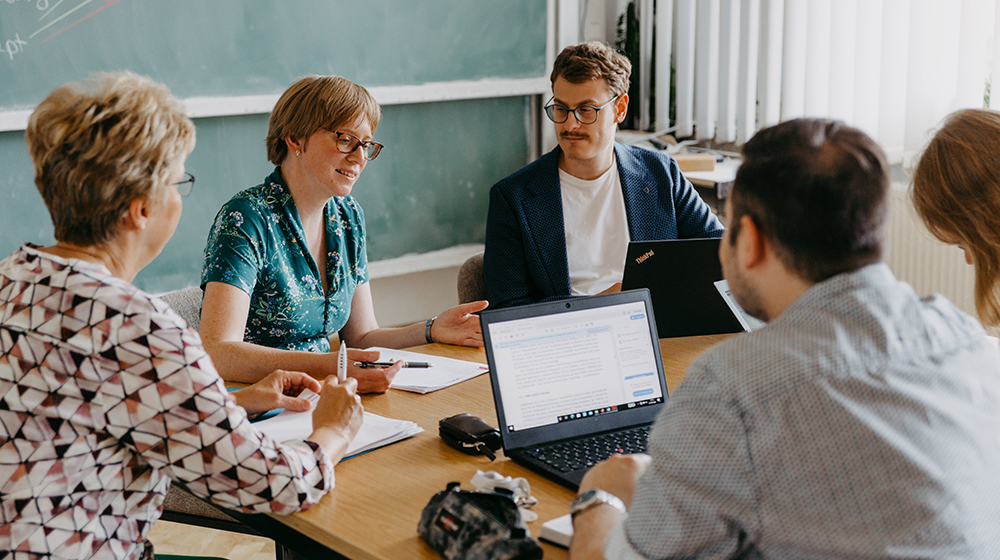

{"left": 550, "top": 41, "right": 631, "bottom": 97}
{"left": 912, "top": 108, "right": 1000, "bottom": 326}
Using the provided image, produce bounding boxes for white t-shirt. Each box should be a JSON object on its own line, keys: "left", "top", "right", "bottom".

{"left": 559, "top": 160, "right": 631, "bottom": 296}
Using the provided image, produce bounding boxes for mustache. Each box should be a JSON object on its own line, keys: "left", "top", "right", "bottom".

{"left": 560, "top": 132, "right": 589, "bottom": 139}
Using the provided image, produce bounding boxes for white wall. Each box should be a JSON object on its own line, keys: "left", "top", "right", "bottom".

{"left": 367, "top": 244, "right": 483, "bottom": 327}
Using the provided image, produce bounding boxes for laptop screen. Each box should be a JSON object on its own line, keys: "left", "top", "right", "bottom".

{"left": 481, "top": 290, "right": 668, "bottom": 450}
{"left": 621, "top": 238, "right": 747, "bottom": 337}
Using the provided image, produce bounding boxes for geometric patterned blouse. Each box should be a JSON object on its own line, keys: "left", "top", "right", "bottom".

{"left": 0, "top": 245, "right": 334, "bottom": 560}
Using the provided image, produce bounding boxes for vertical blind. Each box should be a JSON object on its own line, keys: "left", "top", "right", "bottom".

{"left": 655, "top": 0, "right": 1000, "bottom": 163}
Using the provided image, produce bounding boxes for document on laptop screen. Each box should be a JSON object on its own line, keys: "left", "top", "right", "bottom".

{"left": 713, "top": 280, "right": 767, "bottom": 332}
{"left": 488, "top": 302, "right": 663, "bottom": 432}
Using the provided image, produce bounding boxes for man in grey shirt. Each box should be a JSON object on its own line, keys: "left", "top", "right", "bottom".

{"left": 568, "top": 119, "right": 1000, "bottom": 559}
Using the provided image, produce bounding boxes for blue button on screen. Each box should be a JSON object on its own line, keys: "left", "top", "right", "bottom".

{"left": 630, "top": 313, "right": 645, "bottom": 320}
{"left": 633, "top": 388, "right": 654, "bottom": 397}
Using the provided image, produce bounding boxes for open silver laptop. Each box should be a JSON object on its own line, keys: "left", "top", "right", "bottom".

{"left": 480, "top": 290, "right": 668, "bottom": 489}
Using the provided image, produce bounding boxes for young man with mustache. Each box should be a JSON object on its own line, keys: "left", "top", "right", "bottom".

{"left": 484, "top": 41, "right": 723, "bottom": 309}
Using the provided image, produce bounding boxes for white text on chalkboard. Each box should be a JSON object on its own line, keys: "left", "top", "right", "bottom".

{"left": 2, "top": 33, "right": 27, "bottom": 61}
{"left": 3, "top": 0, "right": 50, "bottom": 10}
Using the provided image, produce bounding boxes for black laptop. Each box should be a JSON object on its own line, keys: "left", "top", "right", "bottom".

{"left": 621, "top": 238, "right": 757, "bottom": 338}
{"left": 480, "top": 290, "right": 668, "bottom": 489}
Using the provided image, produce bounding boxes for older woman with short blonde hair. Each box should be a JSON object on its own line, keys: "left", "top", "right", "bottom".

{"left": 912, "top": 108, "right": 1000, "bottom": 328}
{"left": 1, "top": 72, "right": 362, "bottom": 560}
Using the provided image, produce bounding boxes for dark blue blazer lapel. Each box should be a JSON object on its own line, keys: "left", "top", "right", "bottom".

{"left": 616, "top": 143, "right": 668, "bottom": 241}
{"left": 523, "top": 149, "right": 571, "bottom": 297}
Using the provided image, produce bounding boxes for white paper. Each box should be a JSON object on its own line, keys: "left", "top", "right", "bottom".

{"left": 713, "top": 280, "right": 767, "bottom": 332}
{"left": 540, "top": 513, "right": 573, "bottom": 548}
{"left": 252, "top": 389, "right": 423, "bottom": 459}
{"left": 364, "top": 347, "right": 490, "bottom": 394}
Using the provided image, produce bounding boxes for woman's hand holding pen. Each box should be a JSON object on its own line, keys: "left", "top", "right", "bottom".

{"left": 431, "top": 300, "right": 489, "bottom": 347}
{"left": 308, "top": 376, "right": 364, "bottom": 464}
{"left": 334, "top": 348, "right": 402, "bottom": 394}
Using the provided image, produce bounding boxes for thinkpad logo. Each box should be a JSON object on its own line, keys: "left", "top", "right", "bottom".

{"left": 635, "top": 250, "right": 654, "bottom": 264}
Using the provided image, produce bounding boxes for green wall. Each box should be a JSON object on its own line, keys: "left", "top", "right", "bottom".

{"left": 0, "top": 0, "right": 546, "bottom": 293}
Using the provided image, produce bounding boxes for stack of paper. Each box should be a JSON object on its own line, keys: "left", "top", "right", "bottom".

{"left": 252, "top": 389, "right": 423, "bottom": 459}
{"left": 366, "top": 347, "right": 490, "bottom": 394}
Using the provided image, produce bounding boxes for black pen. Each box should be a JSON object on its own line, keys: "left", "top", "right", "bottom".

{"left": 354, "top": 361, "right": 433, "bottom": 368}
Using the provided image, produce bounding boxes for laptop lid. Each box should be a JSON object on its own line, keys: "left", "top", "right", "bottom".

{"left": 481, "top": 290, "right": 668, "bottom": 453}
{"left": 621, "top": 238, "right": 745, "bottom": 338}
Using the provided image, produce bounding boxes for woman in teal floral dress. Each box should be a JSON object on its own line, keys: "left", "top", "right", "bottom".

{"left": 200, "top": 76, "right": 487, "bottom": 392}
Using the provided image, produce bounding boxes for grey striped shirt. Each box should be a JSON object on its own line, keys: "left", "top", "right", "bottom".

{"left": 607, "top": 264, "right": 1000, "bottom": 559}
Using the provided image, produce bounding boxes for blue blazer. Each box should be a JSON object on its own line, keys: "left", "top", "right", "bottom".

{"left": 484, "top": 143, "right": 725, "bottom": 309}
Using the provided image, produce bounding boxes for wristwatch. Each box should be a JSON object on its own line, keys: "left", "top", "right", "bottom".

{"left": 569, "top": 489, "right": 626, "bottom": 518}
{"left": 425, "top": 316, "right": 437, "bottom": 344}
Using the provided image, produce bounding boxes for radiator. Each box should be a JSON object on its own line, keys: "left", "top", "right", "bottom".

{"left": 884, "top": 184, "right": 977, "bottom": 318}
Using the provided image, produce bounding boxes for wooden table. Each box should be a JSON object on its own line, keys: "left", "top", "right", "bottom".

{"left": 248, "top": 334, "right": 733, "bottom": 559}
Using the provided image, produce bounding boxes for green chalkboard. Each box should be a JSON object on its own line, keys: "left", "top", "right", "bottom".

{"left": 0, "top": 0, "right": 548, "bottom": 293}
{"left": 0, "top": 95, "right": 533, "bottom": 294}
{"left": 0, "top": 0, "right": 547, "bottom": 111}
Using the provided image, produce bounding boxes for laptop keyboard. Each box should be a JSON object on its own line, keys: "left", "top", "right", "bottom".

{"left": 523, "top": 426, "right": 651, "bottom": 473}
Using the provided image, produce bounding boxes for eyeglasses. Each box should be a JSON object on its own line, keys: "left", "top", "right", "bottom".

{"left": 544, "top": 96, "right": 619, "bottom": 124}
{"left": 171, "top": 172, "right": 195, "bottom": 197}
{"left": 331, "top": 131, "right": 383, "bottom": 161}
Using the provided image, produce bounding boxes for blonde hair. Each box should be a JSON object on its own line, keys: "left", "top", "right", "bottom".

{"left": 265, "top": 75, "right": 381, "bottom": 165}
{"left": 912, "top": 108, "right": 1000, "bottom": 326}
{"left": 25, "top": 72, "right": 195, "bottom": 246}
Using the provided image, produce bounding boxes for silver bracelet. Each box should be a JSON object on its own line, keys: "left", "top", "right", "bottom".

{"left": 425, "top": 316, "right": 437, "bottom": 344}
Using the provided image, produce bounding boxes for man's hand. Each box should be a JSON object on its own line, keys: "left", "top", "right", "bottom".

{"left": 234, "top": 369, "right": 320, "bottom": 415}
{"left": 569, "top": 454, "right": 652, "bottom": 560}
{"left": 578, "top": 453, "right": 651, "bottom": 508}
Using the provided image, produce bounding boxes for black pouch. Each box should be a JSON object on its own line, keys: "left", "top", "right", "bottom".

{"left": 439, "top": 413, "right": 502, "bottom": 460}
{"left": 418, "top": 482, "right": 543, "bottom": 560}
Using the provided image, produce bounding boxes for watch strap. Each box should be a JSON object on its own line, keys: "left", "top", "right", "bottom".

{"left": 569, "top": 489, "right": 626, "bottom": 518}
{"left": 425, "top": 316, "right": 437, "bottom": 344}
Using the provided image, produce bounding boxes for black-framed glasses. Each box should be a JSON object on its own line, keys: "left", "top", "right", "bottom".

{"left": 544, "top": 96, "right": 619, "bottom": 124}
{"left": 171, "top": 172, "right": 195, "bottom": 197}
{"left": 332, "top": 131, "right": 383, "bottom": 161}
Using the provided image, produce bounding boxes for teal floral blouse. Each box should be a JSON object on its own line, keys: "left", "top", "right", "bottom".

{"left": 201, "top": 168, "right": 369, "bottom": 352}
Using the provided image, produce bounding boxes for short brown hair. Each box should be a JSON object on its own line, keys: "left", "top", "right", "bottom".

{"left": 550, "top": 41, "right": 631, "bottom": 97}
{"left": 912, "top": 109, "right": 1000, "bottom": 326}
{"left": 25, "top": 72, "right": 195, "bottom": 247}
{"left": 265, "top": 75, "right": 381, "bottom": 165}
{"left": 730, "top": 119, "right": 890, "bottom": 283}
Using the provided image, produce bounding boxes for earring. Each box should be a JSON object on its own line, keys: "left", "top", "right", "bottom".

{"left": 295, "top": 150, "right": 301, "bottom": 156}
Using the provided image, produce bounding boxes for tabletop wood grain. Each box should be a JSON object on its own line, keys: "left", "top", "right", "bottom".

{"left": 270, "top": 334, "right": 734, "bottom": 559}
